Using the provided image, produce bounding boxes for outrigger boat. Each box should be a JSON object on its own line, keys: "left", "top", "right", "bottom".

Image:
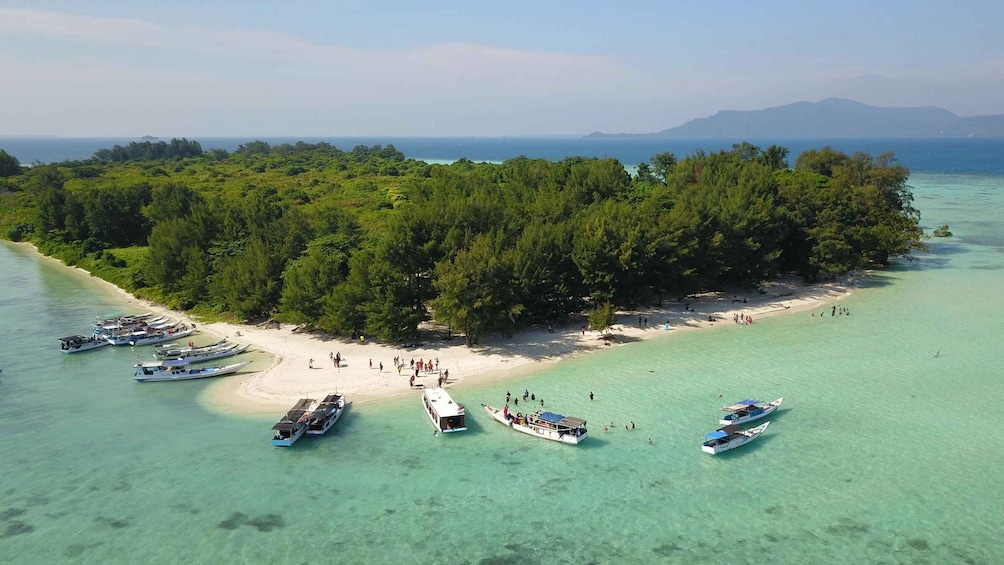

{"left": 157, "top": 343, "right": 250, "bottom": 363}
{"left": 482, "top": 404, "right": 588, "bottom": 445}
{"left": 107, "top": 325, "right": 198, "bottom": 346}
{"left": 58, "top": 335, "right": 111, "bottom": 353}
{"left": 154, "top": 338, "right": 230, "bottom": 358}
{"left": 423, "top": 388, "right": 466, "bottom": 433}
{"left": 305, "top": 393, "right": 347, "bottom": 436}
{"left": 132, "top": 359, "right": 250, "bottom": 382}
{"left": 719, "top": 397, "right": 783, "bottom": 426}
{"left": 272, "top": 398, "right": 316, "bottom": 446}
{"left": 701, "top": 422, "right": 770, "bottom": 454}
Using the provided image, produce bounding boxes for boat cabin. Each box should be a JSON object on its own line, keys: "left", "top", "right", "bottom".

{"left": 703, "top": 424, "right": 743, "bottom": 447}
{"left": 272, "top": 399, "right": 314, "bottom": 441}
{"left": 134, "top": 359, "right": 190, "bottom": 376}
{"left": 527, "top": 411, "right": 588, "bottom": 438}
{"left": 721, "top": 399, "right": 764, "bottom": 419}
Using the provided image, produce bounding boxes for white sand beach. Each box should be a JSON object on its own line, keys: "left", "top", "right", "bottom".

{"left": 21, "top": 243, "right": 859, "bottom": 416}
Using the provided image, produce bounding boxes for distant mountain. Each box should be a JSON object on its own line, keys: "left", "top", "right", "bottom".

{"left": 587, "top": 98, "right": 1004, "bottom": 138}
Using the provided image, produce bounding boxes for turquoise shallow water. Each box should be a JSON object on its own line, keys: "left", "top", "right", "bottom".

{"left": 1, "top": 172, "right": 1003, "bottom": 564}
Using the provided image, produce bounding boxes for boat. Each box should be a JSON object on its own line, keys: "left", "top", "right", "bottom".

{"left": 58, "top": 335, "right": 111, "bottom": 353}
{"left": 154, "top": 338, "right": 230, "bottom": 358}
{"left": 701, "top": 422, "right": 770, "bottom": 454}
{"left": 159, "top": 343, "right": 250, "bottom": 363}
{"left": 719, "top": 397, "right": 783, "bottom": 426}
{"left": 423, "top": 388, "right": 467, "bottom": 433}
{"left": 305, "top": 393, "right": 347, "bottom": 436}
{"left": 107, "top": 325, "right": 198, "bottom": 346}
{"left": 132, "top": 359, "right": 251, "bottom": 382}
{"left": 272, "top": 398, "right": 316, "bottom": 446}
{"left": 482, "top": 404, "right": 588, "bottom": 445}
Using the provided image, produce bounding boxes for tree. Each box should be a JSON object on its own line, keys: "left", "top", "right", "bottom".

{"left": 0, "top": 149, "right": 22, "bottom": 177}
{"left": 650, "top": 152, "right": 677, "bottom": 184}
{"left": 430, "top": 234, "right": 522, "bottom": 346}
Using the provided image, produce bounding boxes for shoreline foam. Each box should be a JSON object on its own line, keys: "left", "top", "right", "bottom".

{"left": 15, "top": 241, "right": 860, "bottom": 416}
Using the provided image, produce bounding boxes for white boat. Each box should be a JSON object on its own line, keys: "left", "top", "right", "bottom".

{"left": 305, "top": 393, "right": 347, "bottom": 436}
{"left": 719, "top": 397, "right": 783, "bottom": 426}
{"left": 133, "top": 359, "right": 251, "bottom": 382}
{"left": 160, "top": 343, "right": 250, "bottom": 363}
{"left": 155, "top": 338, "right": 229, "bottom": 358}
{"left": 107, "top": 325, "right": 198, "bottom": 346}
{"left": 701, "top": 422, "right": 770, "bottom": 454}
{"left": 482, "top": 404, "right": 588, "bottom": 445}
{"left": 423, "top": 388, "right": 467, "bottom": 433}
{"left": 272, "top": 398, "right": 316, "bottom": 446}
{"left": 58, "top": 335, "right": 111, "bottom": 353}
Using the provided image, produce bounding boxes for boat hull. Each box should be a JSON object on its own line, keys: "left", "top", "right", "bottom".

{"left": 719, "top": 397, "right": 784, "bottom": 426}
{"left": 482, "top": 404, "right": 587, "bottom": 445}
{"left": 60, "top": 340, "right": 111, "bottom": 353}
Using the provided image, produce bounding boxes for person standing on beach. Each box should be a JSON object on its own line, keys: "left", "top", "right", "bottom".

{"left": 309, "top": 358, "right": 314, "bottom": 369}
{"left": 589, "top": 391, "right": 594, "bottom": 400}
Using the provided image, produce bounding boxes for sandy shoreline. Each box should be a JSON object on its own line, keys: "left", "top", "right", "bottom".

{"left": 16, "top": 241, "right": 860, "bottom": 416}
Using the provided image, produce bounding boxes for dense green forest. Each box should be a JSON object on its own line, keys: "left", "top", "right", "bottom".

{"left": 0, "top": 140, "right": 925, "bottom": 344}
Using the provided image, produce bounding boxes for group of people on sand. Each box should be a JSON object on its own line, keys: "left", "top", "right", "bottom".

{"left": 733, "top": 313, "right": 753, "bottom": 325}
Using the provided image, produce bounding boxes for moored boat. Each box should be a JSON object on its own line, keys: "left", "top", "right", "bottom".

{"left": 719, "top": 397, "right": 783, "bottom": 426}
{"left": 423, "top": 388, "right": 466, "bottom": 433}
{"left": 482, "top": 404, "right": 588, "bottom": 445}
{"left": 154, "top": 338, "right": 230, "bottom": 358}
{"left": 132, "top": 359, "right": 251, "bottom": 382}
{"left": 272, "top": 398, "right": 316, "bottom": 446}
{"left": 305, "top": 393, "right": 347, "bottom": 436}
{"left": 107, "top": 325, "right": 198, "bottom": 346}
{"left": 701, "top": 422, "right": 770, "bottom": 454}
{"left": 58, "top": 335, "right": 111, "bottom": 353}
{"left": 160, "top": 343, "right": 250, "bottom": 363}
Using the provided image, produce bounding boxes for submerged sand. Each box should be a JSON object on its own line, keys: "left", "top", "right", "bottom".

{"left": 20, "top": 242, "right": 859, "bottom": 416}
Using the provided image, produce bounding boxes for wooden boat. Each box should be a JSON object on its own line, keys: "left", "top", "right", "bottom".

{"left": 107, "top": 325, "right": 198, "bottom": 346}
{"left": 58, "top": 335, "right": 111, "bottom": 353}
{"left": 158, "top": 343, "right": 250, "bottom": 363}
{"left": 482, "top": 404, "right": 588, "bottom": 445}
{"left": 423, "top": 388, "right": 466, "bottom": 433}
{"left": 719, "top": 397, "right": 783, "bottom": 426}
{"left": 272, "top": 398, "right": 316, "bottom": 446}
{"left": 154, "top": 338, "right": 229, "bottom": 358}
{"left": 132, "top": 359, "right": 251, "bottom": 382}
{"left": 701, "top": 422, "right": 770, "bottom": 454}
{"left": 305, "top": 393, "right": 347, "bottom": 436}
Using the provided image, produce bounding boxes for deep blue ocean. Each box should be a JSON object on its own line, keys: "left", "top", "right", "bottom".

{"left": 2, "top": 136, "right": 1003, "bottom": 176}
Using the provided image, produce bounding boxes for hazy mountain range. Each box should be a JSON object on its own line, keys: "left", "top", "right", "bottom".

{"left": 588, "top": 98, "right": 1004, "bottom": 138}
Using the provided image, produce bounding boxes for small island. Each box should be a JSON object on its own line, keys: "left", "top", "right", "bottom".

{"left": 933, "top": 225, "right": 953, "bottom": 237}
{"left": 140, "top": 135, "right": 159, "bottom": 140}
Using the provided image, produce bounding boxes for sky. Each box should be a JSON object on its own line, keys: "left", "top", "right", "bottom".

{"left": 1, "top": 0, "right": 1002, "bottom": 136}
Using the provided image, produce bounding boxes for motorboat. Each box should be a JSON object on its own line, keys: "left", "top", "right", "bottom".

{"left": 107, "top": 325, "right": 198, "bottom": 346}
{"left": 58, "top": 335, "right": 111, "bottom": 353}
{"left": 305, "top": 393, "right": 347, "bottom": 436}
{"left": 701, "top": 422, "right": 770, "bottom": 454}
{"left": 482, "top": 404, "right": 587, "bottom": 445}
{"left": 719, "top": 398, "right": 783, "bottom": 426}
{"left": 132, "top": 359, "right": 251, "bottom": 382}
{"left": 423, "top": 388, "right": 466, "bottom": 433}
{"left": 272, "top": 399, "right": 316, "bottom": 446}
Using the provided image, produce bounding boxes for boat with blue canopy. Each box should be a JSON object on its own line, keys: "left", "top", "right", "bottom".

{"left": 702, "top": 422, "right": 769, "bottom": 454}
{"left": 719, "top": 397, "right": 783, "bottom": 426}
{"left": 482, "top": 404, "right": 588, "bottom": 445}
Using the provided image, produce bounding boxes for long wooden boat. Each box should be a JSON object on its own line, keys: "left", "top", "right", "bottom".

{"left": 132, "top": 360, "right": 251, "bottom": 382}
{"left": 107, "top": 325, "right": 197, "bottom": 346}
{"left": 718, "top": 397, "right": 783, "bottom": 426}
{"left": 154, "top": 338, "right": 230, "bottom": 358}
{"left": 482, "top": 404, "right": 588, "bottom": 445}
{"left": 58, "top": 335, "right": 111, "bottom": 353}
{"left": 305, "top": 393, "right": 347, "bottom": 436}
{"left": 159, "top": 343, "right": 250, "bottom": 363}
{"left": 701, "top": 422, "right": 770, "bottom": 454}
{"left": 423, "top": 388, "right": 466, "bottom": 433}
{"left": 272, "top": 398, "right": 316, "bottom": 446}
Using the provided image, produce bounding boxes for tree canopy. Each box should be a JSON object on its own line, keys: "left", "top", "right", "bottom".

{"left": 0, "top": 140, "right": 926, "bottom": 344}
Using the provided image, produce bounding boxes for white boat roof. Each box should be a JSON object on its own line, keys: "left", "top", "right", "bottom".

{"left": 135, "top": 359, "right": 190, "bottom": 368}
{"left": 424, "top": 387, "right": 464, "bottom": 417}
